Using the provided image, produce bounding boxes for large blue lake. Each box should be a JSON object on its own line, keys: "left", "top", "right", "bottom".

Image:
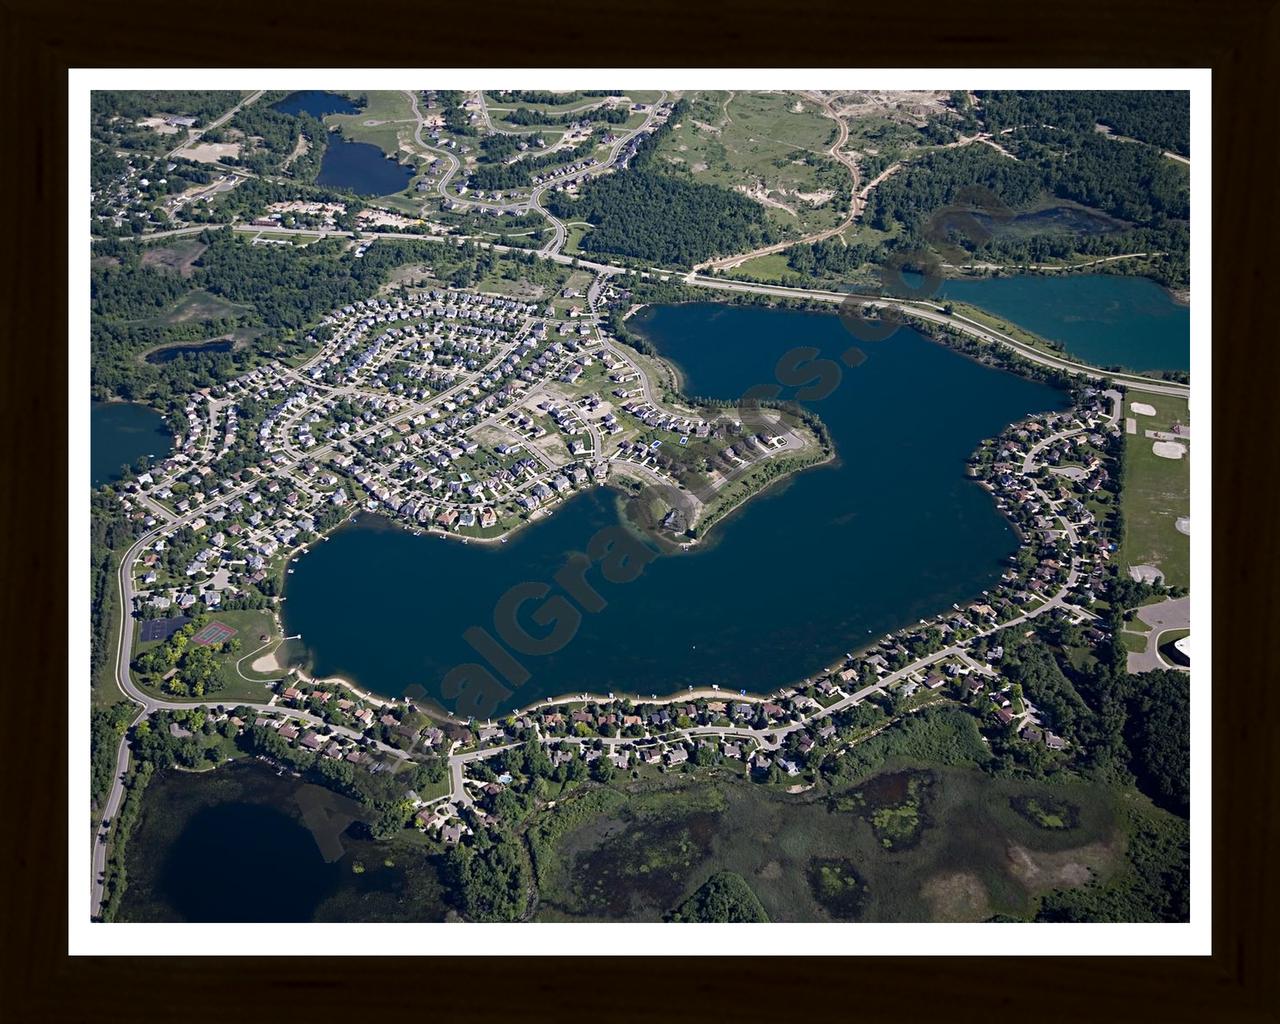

{"left": 931, "top": 274, "right": 1189, "bottom": 372}
{"left": 283, "top": 303, "right": 1066, "bottom": 714}
{"left": 272, "top": 90, "right": 361, "bottom": 118}
{"left": 317, "top": 137, "right": 414, "bottom": 197}
{"left": 91, "top": 401, "right": 171, "bottom": 486}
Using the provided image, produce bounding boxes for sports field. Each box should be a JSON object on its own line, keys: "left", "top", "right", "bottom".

{"left": 191, "top": 621, "right": 237, "bottom": 647}
{"left": 1119, "top": 394, "right": 1191, "bottom": 589}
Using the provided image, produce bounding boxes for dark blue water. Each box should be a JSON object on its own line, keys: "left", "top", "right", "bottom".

{"left": 272, "top": 90, "right": 361, "bottom": 118}
{"left": 91, "top": 401, "right": 172, "bottom": 486}
{"left": 284, "top": 303, "right": 1065, "bottom": 712}
{"left": 931, "top": 274, "right": 1189, "bottom": 372}
{"left": 317, "top": 137, "right": 414, "bottom": 197}
{"left": 145, "top": 339, "right": 234, "bottom": 364}
{"left": 117, "top": 761, "right": 450, "bottom": 922}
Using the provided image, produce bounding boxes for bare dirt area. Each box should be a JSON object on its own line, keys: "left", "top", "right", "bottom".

{"left": 140, "top": 240, "right": 208, "bottom": 278}
{"left": 137, "top": 116, "right": 180, "bottom": 135}
{"left": 825, "top": 90, "right": 954, "bottom": 124}
{"left": 281, "top": 133, "right": 309, "bottom": 170}
{"left": 175, "top": 141, "right": 242, "bottom": 163}
{"left": 1005, "top": 841, "right": 1114, "bottom": 891}
{"left": 250, "top": 649, "right": 282, "bottom": 674}
{"left": 920, "top": 871, "right": 992, "bottom": 921}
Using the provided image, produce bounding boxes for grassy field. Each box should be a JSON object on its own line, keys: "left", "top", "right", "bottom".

{"left": 139, "top": 238, "right": 208, "bottom": 277}
{"left": 656, "top": 91, "right": 849, "bottom": 237}
{"left": 132, "top": 608, "right": 282, "bottom": 705}
{"left": 725, "top": 251, "right": 793, "bottom": 283}
{"left": 131, "top": 289, "right": 252, "bottom": 327}
{"left": 325, "top": 91, "right": 418, "bottom": 158}
{"left": 532, "top": 764, "right": 1134, "bottom": 922}
{"left": 562, "top": 222, "right": 593, "bottom": 255}
{"left": 1119, "top": 394, "right": 1191, "bottom": 589}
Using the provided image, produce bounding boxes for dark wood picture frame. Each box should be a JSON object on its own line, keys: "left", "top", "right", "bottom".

{"left": 3, "top": 0, "right": 1274, "bottom": 1018}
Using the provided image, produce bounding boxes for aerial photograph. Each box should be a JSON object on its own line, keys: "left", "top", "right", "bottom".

{"left": 85, "top": 82, "right": 1195, "bottom": 930}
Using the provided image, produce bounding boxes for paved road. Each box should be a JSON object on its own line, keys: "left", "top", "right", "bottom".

{"left": 680, "top": 273, "right": 1190, "bottom": 399}
{"left": 1127, "top": 596, "right": 1191, "bottom": 673}
{"left": 166, "top": 90, "right": 264, "bottom": 160}
{"left": 696, "top": 92, "right": 861, "bottom": 273}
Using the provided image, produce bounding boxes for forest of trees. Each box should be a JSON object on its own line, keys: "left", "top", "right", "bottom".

{"left": 90, "top": 490, "right": 138, "bottom": 685}
{"left": 489, "top": 90, "right": 620, "bottom": 107}
{"left": 442, "top": 830, "right": 530, "bottom": 922}
{"left": 502, "top": 104, "right": 630, "bottom": 126}
{"left": 865, "top": 135, "right": 1190, "bottom": 287}
{"left": 544, "top": 97, "right": 776, "bottom": 265}
{"left": 667, "top": 871, "right": 770, "bottom": 922}
{"left": 978, "top": 90, "right": 1190, "bottom": 156}
{"left": 549, "top": 170, "right": 776, "bottom": 265}
{"left": 218, "top": 96, "right": 326, "bottom": 180}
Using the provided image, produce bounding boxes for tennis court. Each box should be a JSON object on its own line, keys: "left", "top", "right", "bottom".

{"left": 191, "top": 621, "right": 237, "bottom": 647}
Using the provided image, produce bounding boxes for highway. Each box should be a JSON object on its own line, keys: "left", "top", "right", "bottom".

{"left": 166, "top": 90, "right": 264, "bottom": 160}
{"left": 678, "top": 273, "right": 1191, "bottom": 399}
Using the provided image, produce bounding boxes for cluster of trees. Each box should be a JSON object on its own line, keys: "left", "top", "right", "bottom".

{"left": 865, "top": 145, "right": 1044, "bottom": 235}
{"left": 433, "top": 91, "right": 476, "bottom": 137}
{"left": 543, "top": 96, "right": 776, "bottom": 265}
{"left": 132, "top": 615, "right": 238, "bottom": 697}
{"left": 90, "top": 491, "right": 138, "bottom": 684}
{"left": 90, "top": 91, "right": 240, "bottom": 158}
{"left": 865, "top": 129, "right": 1190, "bottom": 287}
{"left": 978, "top": 90, "right": 1190, "bottom": 156}
{"left": 549, "top": 169, "right": 776, "bottom": 265}
{"left": 492, "top": 90, "right": 620, "bottom": 107}
{"left": 189, "top": 177, "right": 363, "bottom": 227}
{"left": 786, "top": 237, "right": 878, "bottom": 278}
{"left": 1036, "top": 802, "right": 1189, "bottom": 921}
{"left": 990, "top": 591, "right": 1189, "bottom": 821}
{"left": 90, "top": 701, "right": 137, "bottom": 809}
{"left": 998, "top": 634, "right": 1092, "bottom": 743}
{"left": 503, "top": 104, "right": 631, "bottom": 127}
{"left": 223, "top": 98, "right": 325, "bottom": 180}
{"left": 666, "top": 871, "right": 769, "bottom": 922}
{"left": 442, "top": 831, "right": 530, "bottom": 922}
{"left": 466, "top": 132, "right": 598, "bottom": 191}
{"left": 92, "top": 91, "right": 241, "bottom": 128}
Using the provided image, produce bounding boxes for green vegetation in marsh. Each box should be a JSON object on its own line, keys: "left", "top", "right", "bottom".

{"left": 1011, "top": 794, "right": 1080, "bottom": 831}
{"left": 807, "top": 857, "right": 870, "bottom": 920}
{"left": 531, "top": 765, "right": 1134, "bottom": 922}
{"left": 1035, "top": 796, "right": 1188, "bottom": 922}
{"left": 837, "top": 770, "right": 932, "bottom": 851}
{"left": 667, "top": 870, "right": 769, "bottom": 922}
{"left": 865, "top": 121, "right": 1189, "bottom": 288}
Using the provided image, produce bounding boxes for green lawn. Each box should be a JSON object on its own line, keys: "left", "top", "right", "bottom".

{"left": 325, "top": 91, "right": 418, "bottom": 157}
{"left": 1119, "top": 394, "right": 1191, "bottom": 589}
{"left": 131, "top": 607, "right": 283, "bottom": 705}
{"left": 1119, "top": 632, "right": 1148, "bottom": 654}
{"left": 726, "top": 251, "right": 794, "bottom": 283}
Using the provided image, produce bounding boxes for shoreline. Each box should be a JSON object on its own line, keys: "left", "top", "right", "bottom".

{"left": 270, "top": 304, "right": 1074, "bottom": 726}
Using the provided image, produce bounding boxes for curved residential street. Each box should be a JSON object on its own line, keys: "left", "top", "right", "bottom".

{"left": 91, "top": 92, "right": 1185, "bottom": 917}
